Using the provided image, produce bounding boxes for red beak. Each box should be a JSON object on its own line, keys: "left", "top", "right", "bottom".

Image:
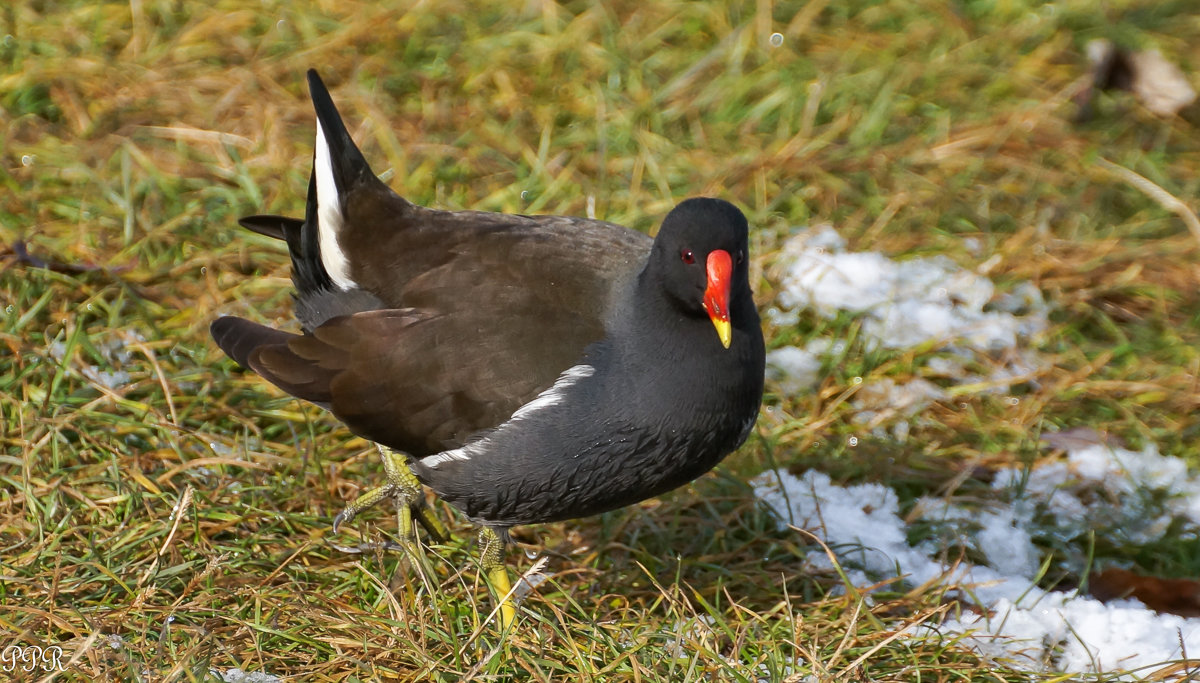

{"left": 703, "top": 249, "right": 733, "bottom": 349}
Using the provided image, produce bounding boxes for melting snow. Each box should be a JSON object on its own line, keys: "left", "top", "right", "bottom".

{"left": 211, "top": 669, "right": 281, "bottom": 683}
{"left": 758, "top": 224, "right": 1200, "bottom": 678}
{"left": 753, "top": 437, "right": 1200, "bottom": 678}
{"left": 772, "top": 225, "right": 1048, "bottom": 352}
{"left": 765, "top": 225, "right": 1049, "bottom": 404}
{"left": 765, "top": 339, "right": 844, "bottom": 396}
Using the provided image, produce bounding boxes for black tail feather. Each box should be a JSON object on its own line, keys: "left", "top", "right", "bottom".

{"left": 235, "top": 209, "right": 331, "bottom": 295}
{"left": 306, "top": 69, "right": 375, "bottom": 193}
{"left": 231, "top": 71, "right": 386, "bottom": 300}
{"left": 238, "top": 215, "right": 302, "bottom": 241}
{"left": 292, "top": 171, "right": 332, "bottom": 294}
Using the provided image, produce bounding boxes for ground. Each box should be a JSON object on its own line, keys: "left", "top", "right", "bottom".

{"left": 2, "top": 1, "right": 1199, "bottom": 681}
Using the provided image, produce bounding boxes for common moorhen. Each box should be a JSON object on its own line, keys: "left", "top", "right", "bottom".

{"left": 211, "top": 70, "right": 766, "bottom": 626}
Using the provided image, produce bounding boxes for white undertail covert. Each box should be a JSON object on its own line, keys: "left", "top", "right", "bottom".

{"left": 314, "top": 120, "right": 357, "bottom": 291}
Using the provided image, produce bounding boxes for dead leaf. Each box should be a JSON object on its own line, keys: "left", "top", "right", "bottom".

{"left": 1089, "top": 568, "right": 1200, "bottom": 618}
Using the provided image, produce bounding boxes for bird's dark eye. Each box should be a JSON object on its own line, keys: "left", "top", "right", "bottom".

{"left": 736, "top": 250, "right": 745, "bottom": 264}
{"left": 680, "top": 248, "right": 695, "bottom": 264}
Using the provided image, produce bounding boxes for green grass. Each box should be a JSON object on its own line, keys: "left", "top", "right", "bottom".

{"left": 3, "top": 0, "right": 1199, "bottom": 680}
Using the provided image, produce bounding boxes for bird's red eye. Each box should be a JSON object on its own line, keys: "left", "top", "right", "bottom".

{"left": 680, "top": 248, "right": 695, "bottom": 264}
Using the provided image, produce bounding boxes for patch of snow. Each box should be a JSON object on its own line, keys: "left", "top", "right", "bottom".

{"left": 850, "top": 377, "right": 946, "bottom": 426}
{"left": 796, "top": 223, "right": 847, "bottom": 252}
{"left": 774, "top": 232, "right": 1038, "bottom": 352}
{"left": 944, "top": 593, "right": 1200, "bottom": 675}
{"left": 211, "top": 669, "right": 281, "bottom": 683}
{"left": 753, "top": 434, "right": 1200, "bottom": 678}
{"left": 768, "top": 226, "right": 1049, "bottom": 406}
{"left": 766, "top": 339, "right": 845, "bottom": 394}
{"left": 208, "top": 441, "right": 235, "bottom": 457}
{"left": 664, "top": 614, "right": 717, "bottom": 659}
{"left": 995, "top": 442, "right": 1200, "bottom": 546}
{"left": 916, "top": 498, "right": 1041, "bottom": 579}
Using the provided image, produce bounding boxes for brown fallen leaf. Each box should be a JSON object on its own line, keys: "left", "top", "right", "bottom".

{"left": 1089, "top": 567, "right": 1200, "bottom": 618}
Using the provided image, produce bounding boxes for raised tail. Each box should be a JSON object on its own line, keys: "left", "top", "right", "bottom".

{"left": 215, "top": 71, "right": 401, "bottom": 347}
{"left": 305, "top": 69, "right": 386, "bottom": 293}
{"left": 307, "top": 69, "right": 375, "bottom": 197}
{"left": 234, "top": 71, "right": 386, "bottom": 298}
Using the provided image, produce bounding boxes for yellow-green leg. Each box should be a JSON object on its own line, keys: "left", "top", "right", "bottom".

{"left": 333, "top": 445, "right": 448, "bottom": 545}
{"left": 479, "top": 526, "right": 517, "bottom": 629}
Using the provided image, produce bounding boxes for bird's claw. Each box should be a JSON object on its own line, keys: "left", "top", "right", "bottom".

{"left": 331, "top": 508, "right": 355, "bottom": 534}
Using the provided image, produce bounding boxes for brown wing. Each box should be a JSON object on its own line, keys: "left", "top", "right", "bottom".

{"left": 215, "top": 304, "right": 567, "bottom": 455}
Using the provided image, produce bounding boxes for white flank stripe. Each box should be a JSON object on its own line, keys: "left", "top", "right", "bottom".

{"left": 420, "top": 444, "right": 478, "bottom": 469}
{"left": 314, "top": 120, "right": 356, "bottom": 291}
{"left": 420, "top": 364, "right": 595, "bottom": 469}
{"left": 511, "top": 364, "right": 595, "bottom": 421}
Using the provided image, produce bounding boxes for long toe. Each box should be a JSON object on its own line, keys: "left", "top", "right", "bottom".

{"left": 414, "top": 504, "right": 450, "bottom": 544}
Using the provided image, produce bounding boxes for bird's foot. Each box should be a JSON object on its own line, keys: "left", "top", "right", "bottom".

{"left": 332, "top": 445, "right": 449, "bottom": 546}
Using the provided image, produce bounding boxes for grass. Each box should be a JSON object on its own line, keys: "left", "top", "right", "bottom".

{"left": 2, "top": 0, "right": 1199, "bottom": 680}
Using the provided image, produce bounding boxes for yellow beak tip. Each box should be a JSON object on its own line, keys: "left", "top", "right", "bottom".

{"left": 714, "top": 319, "right": 732, "bottom": 349}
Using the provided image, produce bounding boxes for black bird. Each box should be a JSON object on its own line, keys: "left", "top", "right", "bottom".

{"left": 211, "top": 70, "right": 765, "bottom": 627}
